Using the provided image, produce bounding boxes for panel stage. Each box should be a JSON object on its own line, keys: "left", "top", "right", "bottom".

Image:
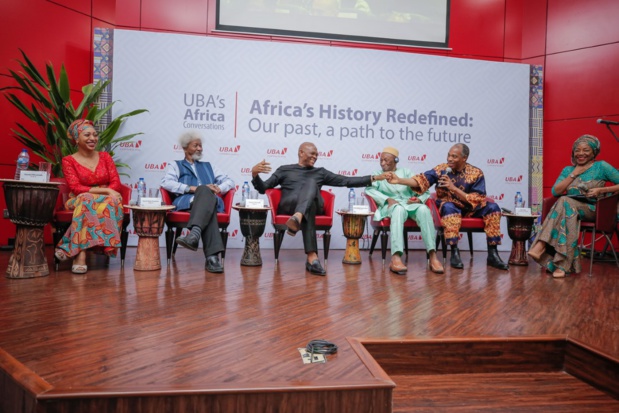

{"left": 1, "top": 247, "right": 618, "bottom": 412}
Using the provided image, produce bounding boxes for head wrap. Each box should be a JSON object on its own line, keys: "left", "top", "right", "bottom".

{"left": 571, "top": 134, "right": 600, "bottom": 164}
{"left": 67, "top": 119, "right": 95, "bottom": 142}
{"left": 382, "top": 147, "right": 399, "bottom": 158}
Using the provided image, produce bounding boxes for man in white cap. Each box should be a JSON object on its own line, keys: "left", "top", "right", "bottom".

{"left": 365, "top": 147, "right": 444, "bottom": 275}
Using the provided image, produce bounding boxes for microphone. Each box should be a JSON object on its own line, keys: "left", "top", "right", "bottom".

{"left": 439, "top": 167, "right": 452, "bottom": 187}
{"left": 597, "top": 119, "right": 619, "bottom": 126}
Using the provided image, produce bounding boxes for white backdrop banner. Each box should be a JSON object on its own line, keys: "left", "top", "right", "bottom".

{"left": 110, "top": 29, "right": 530, "bottom": 252}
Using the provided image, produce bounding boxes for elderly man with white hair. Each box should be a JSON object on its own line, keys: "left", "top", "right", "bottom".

{"left": 161, "top": 131, "right": 235, "bottom": 273}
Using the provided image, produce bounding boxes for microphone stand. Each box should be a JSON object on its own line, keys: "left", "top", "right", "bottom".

{"left": 603, "top": 124, "right": 619, "bottom": 143}
{"left": 596, "top": 122, "right": 619, "bottom": 259}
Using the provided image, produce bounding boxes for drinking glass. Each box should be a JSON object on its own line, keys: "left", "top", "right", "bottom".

{"left": 39, "top": 162, "right": 51, "bottom": 182}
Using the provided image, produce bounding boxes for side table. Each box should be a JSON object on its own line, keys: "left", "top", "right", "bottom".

{"left": 1, "top": 179, "right": 60, "bottom": 278}
{"left": 233, "top": 205, "right": 270, "bottom": 266}
{"left": 503, "top": 213, "right": 539, "bottom": 266}
{"left": 127, "top": 205, "right": 174, "bottom": 271}
{"left": 337, "top": 211, "right": 373, "bottom": 264}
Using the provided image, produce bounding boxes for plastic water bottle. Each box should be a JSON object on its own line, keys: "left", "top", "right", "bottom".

{"left": 514, "top": 191, "right": 523, "bottom": 209}
{"left": 242, "top": 181, "right": 250, "bottom": 205}
{"left": 14, "top": 148, "right": 29, "bottom": 180}
{"left": 348, "top": 188, "right": 356, "bottom": 212}
{"left": 137, "top": 178, "right": 146, "bottom": 205}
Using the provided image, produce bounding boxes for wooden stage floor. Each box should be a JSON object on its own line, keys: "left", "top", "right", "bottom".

{"left": 1, "top": 246, "right": 619, "bottom": 412}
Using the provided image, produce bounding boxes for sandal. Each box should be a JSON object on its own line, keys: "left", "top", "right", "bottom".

{"left": 71, "top": 264, "right": 88, "bottom": 274}
{"left": 552, "top": 269, "right": 566, "bottom": 278}
{"left": 54, "top": 249, "right": 69, "bottom": 262}
{"left": 430, "top": 262, "right": 445, "bottom": 274}
{"left": 285, "top": 215, "right": 301, "bottom": 236}
{"left": 389, "top": 262, "right": 408, "bottom": 275}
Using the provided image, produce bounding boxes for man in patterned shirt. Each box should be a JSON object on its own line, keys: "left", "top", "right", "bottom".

{"left": 387, "top": 143, "right": 509, "bottom": 270}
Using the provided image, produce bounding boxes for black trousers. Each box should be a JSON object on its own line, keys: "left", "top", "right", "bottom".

{"left": 277, "top": 179, "right": 322, "bottom": 254}
{"left": 187, "top": 186, "right": 224, "bottom": 257}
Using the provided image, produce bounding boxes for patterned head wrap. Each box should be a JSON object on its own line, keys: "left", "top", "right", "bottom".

{"left": 571, "top": 134, "right": 600, "bottom": 164}
{"left": 67, "top": 119, "right": 95, "bottom": 142}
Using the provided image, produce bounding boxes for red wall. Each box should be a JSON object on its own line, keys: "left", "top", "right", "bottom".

{"left": 1, "top": 0, "right": 618, "bottom": 246}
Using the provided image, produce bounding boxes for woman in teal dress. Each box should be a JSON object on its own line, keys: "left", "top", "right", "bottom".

{"left": 528, "top": 135, "right": 619, "bottom": 278}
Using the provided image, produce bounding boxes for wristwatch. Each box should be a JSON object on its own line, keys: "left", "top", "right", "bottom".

{"left": 569, "top": 173, "right": 577, "bottom": 179}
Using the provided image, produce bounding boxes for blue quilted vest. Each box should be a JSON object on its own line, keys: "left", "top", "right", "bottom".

{"left": 172, "top": 160, "right": 224, "bottom": 212}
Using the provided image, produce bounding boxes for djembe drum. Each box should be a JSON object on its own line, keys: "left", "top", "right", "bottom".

{"left": 504, "top": 213, "right": 539, "bottom": 265}
{"left": 129, "top": 205, "right": 174, "bottom": 271}
{"left": 1, "top": 179, "right": 60, "bottom": 278}
{"left": 235, "top": 206, "right": 269, "bottom": 266}
{"left": 338, "top": 211, "right": 372, "bottom": 264}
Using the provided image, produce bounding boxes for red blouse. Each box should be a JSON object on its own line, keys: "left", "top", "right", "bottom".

{"left": 62, "top": 152, "right": 122, "bottom": 195}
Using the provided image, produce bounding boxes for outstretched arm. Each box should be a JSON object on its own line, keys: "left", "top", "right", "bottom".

{"left": 251, "top": 160, "right": 280, "bottom": 193}
{"left": 388, "top": 174, "right": 421, "bottom": 190}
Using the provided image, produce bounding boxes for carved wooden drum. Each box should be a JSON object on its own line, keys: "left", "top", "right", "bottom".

{"left": 129, "top": 205, "right": 174, "bottom": 271}
{"left": 234, "top": 206, "right": 269, "bottom": 267}
{"left": 503, "top": 213, "right": 539, "bottom": 266}
{"left": 1, "top": 179, "right": 60, "bottom": 278}
{"left": 338, "top": 211, "right": 373, "bottom": 265}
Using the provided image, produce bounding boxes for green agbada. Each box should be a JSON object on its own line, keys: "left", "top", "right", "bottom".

{"left": 365, "top": 167, "right": 437, "bottom": 255}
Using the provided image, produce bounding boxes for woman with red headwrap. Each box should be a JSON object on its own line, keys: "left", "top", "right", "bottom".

{"left": 54, "top": 119, "right": 124, "bottom": 274}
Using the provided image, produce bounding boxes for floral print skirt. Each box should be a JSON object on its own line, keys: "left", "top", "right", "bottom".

{"left": 56, "top": 193, "right": 123, "bottom": 258}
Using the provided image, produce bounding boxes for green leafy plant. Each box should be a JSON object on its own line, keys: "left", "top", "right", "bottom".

{"left": 1, "top": 49, "right": 147, "bottom": 177}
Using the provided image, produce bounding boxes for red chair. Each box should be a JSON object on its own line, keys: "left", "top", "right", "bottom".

{"left": 430, "top": 193, "right": 497, "bottom": 261}
{"left": 541, "top": 194, "right": 619, "bottom": 276}
{"left": 265, "top": 188, "right": 335, "bottom": 264}
{"left": 160, "top": 187, "right": 235, "bottom": 266}
{"left": 363, "top": 193, "right": 443, "bottom": 265}
{"left": 51, "top": 178, "right": 132, "bottom": 269}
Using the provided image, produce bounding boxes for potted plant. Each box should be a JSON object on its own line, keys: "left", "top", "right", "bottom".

{"left": 1, "top": 50, "right": 147, "bottom": 177}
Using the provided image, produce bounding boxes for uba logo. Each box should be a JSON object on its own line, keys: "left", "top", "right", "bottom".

{"left": 263, "top": 232, "right": 275, "bottom": 239}
{"left": 488, "top": 194, "right": 505, "bottom": 201}
{"left": 119, "top": 140, "right": 143, "bottom": 150}
{"left": 228, "top": 229, "right": 239, "bottom": 239}
{"left": 144, "top": 162, "right": 168, "bottom": 170}
{"left": 266, "top": 147, "right": 288, "bottom": 157}
{"left": 318, "top": 150, "right": 334, "bottom": 158}
{"left": 487, "top": 157, "right": 505, "bottom": 166}
{"left": 505, "top": 175, "right": 524, "bottom": 183}
{"left": 407, "top": 154, "right": 427, "bottom": 163}
{"left": 338, "top": 169, "right": 358, "bottom": 176}
{"left": 173, "top": 144, "right": 184, "bottom": 152}
{"left": 220, "top": 145, "right": 241, "bottom": 154}
{"left": 361, "top": 152, "right": 381, "bottom": 162}
{"left": 408, "top": 234, "right": 424, "bottom": 241}
{"left": 240, "top": 167, "right": 251, "bottom": 175}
